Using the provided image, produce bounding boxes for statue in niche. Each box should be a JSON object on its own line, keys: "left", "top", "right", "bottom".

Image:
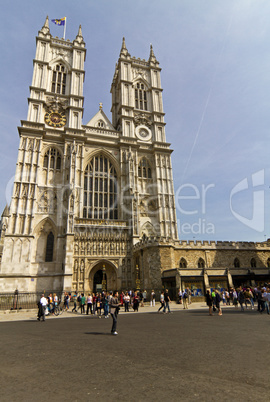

{"left": 80, "top": 260, "right": 84, "bottom": 281}
{"left": 73, "top": 260, "right": 78, "bottom": 282}
{"left": 74, "top": 243, "right": 79, "bottom": 254}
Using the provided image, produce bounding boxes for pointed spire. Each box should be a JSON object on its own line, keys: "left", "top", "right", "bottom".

{"left": 74, "top": 25, "right": 85, "bottom": 46}
{"left": 39, "top": 15, "right": 51, "bottom": 37}
{"left": 120, "top": 37, "right": 130, "bottom": 58}
{"left": 149, "top": 44, "right": 157, "bottom": 63}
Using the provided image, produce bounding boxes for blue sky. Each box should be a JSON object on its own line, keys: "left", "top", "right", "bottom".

{"left": 1, "top": 0, "right": 270, "bottom": 242}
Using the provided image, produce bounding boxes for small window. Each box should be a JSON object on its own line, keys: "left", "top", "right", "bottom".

{"left": 198, "top": 258, "right": 205, "bottom": 268}
{"left": 180, "top": 258, "right": 187, "bottom": 268}
{"left": 234, "top": 258, "right": 240, "bottom": 268}
{"left": 250, "top": 258, "right": 256, "bottom": 268}
{"left": 97, "top": 120, "right": 104, "bottom": 128}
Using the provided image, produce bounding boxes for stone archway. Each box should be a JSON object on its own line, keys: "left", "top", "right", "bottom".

{"left": 88, "top": 260, "right": 118, "bottom": 292}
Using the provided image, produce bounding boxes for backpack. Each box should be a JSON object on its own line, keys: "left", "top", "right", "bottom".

{"left": 77, "top": 295, "right": 81, "bottom": 303}
{"left": 183, "top": 293, "right": 188, "bottom": 299}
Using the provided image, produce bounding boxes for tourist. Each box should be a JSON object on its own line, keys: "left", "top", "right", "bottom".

{"left": 215, "top": 290, "right": 222, "bottom": 316}
{"left": 124, "top": 292, "right": 130, "bottom": 312}
{"left": 237, "top": 288, "right": 245, "bottom": 311}
{"left": 150, "top": 290, "right": 156, "bottom": 307}
{"left": 86, "top": 293, "right": 93, "bottom": 315}
{"left": 232, "top": 288, "right": 238, "bottom": 308}
{"left": 38, "top": 294, "right": 48, "bottom": 321}
{"left": 103, "top": 292, "right": 109, "bottom": 318}
{"left": 205, "top": 289, "right": 213, "bottom": 315}
{"left": 183, "top": 290, "right": 188, "bottom": 309}
{"left": 158, "top": 291, "right": 165, "bottom": 312}
{"left": 133, "top": 291, "right": 140, "bottom": 312}
{"left": 163, "top": 289, "right": 171, "bottom": 313}
{"left": 80, "top": 293, "right": 85, "bottom": 314}
{"left": 72, "top": 291, "right": 78, "bottom": 313}
{"left": 178, "top": 288, "right": 182, "bottom": 304}
{"left": 110, "top": 291, "right": 120, "bottom": 335}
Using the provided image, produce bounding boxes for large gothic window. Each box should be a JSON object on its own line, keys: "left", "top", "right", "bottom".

{"left": 51, "top": 64, "right": 67, "bottom": 95}
{"left": 138, "top": 158, "right": 152, "bottom": 179}
{"left": 135, "top": 82, "right": 147, "bottom": 110}
{"left": 43, "top": 148, "right": 61, "bottom": 170}
{"left": 83, "top": 155, "right": 118, "bottom": 220}
{"left": 45, "top": 232, "right": 54, "bottom": 262}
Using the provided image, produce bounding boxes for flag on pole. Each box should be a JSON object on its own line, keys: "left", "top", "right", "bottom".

{"left": 51, "top": 17, "right": 66, "bottom": 26}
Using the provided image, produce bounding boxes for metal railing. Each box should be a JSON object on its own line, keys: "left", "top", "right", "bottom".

{"left": 0, "top": 291, "right": 65, "bottom": 311}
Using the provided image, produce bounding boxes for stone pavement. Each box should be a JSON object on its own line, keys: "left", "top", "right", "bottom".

{"left": 0, "top": 301, "right": 234, "bottom": 322}
{"left": 1, "top": 302, "right": 269, "bottom": 402}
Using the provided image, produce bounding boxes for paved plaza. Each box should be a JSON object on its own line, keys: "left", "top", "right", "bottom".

{"left": 0, "top": 303, "right": 269, "bottom": 402}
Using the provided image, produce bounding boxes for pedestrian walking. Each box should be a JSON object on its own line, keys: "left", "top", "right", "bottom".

{"left": 38, "top": 294, "right": 48, "bottom": 321}
{"left": 163, "top": 289, "right": 171, "bottom": 313}
{"left": 158, "top": 291, "right": 165, "bottom": 312}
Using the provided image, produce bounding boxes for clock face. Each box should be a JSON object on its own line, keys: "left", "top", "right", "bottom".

{"left": 44, "top": 110, "right": 67, "bottom": 128}
{"left": 135, "top": 125, "right": 152, "bottom": 141}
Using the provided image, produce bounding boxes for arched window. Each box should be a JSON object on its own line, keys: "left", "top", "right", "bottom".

{"left": 45, "top": 232, "right": 54, "bottom": 262}
{"left": 138, "top": 158, "right": 152, "bottom": 179}
{"left": 43, "top": 148, "right": 62, "bottom": 170}
{"left": 51, "top": 64, "right": 67, "bottom": 95}
{"left": 135, "top": 82, "right": 147, "bottom": 110}
{"left": 198, "top": 258, "right": 205, "bottom": 268}
{"left": 267, "top": 258, "right": 270, "bottom": 268}
{"left": 83, "top": 154, "right": 118, "bottom": 220}
{"left": 179, "top": 258, "right": 187, "bottom": 268}
{"left": 250, "top": 258, "right": 256, "bottom": 268}
{"left": 234, "top": 258, "right": 240, "bottom": 268}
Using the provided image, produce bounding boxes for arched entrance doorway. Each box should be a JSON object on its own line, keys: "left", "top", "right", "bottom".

{"left": 89, "top": 260, "right": 117, "bottom": 292}
{"left": 93, "top": 270, "right": 107, "bottom": 293}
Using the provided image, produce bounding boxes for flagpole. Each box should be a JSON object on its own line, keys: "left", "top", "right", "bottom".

{"left": 63, "top": 17, "right": 66, "bottom": 40}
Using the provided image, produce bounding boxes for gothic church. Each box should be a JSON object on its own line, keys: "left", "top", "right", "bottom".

{"left": 0, "top": 18, "right": 270, "bottom": 297}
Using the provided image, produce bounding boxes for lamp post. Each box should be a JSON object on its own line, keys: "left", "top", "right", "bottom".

{"left": 102, "top": 264, "right": 107, "bottom": 291}
{"left": 136, "top": 264, "right": 140, "bottom": 291}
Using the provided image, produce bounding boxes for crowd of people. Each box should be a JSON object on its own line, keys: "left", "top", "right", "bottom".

{"left": 205, "top": 285, "right": 270, "bottom": 316}
{"left": 37, "top": 284, "right": 270, "bottom": 324}
{"left": 62, "top": 289, "right": 157, "bottom": 316}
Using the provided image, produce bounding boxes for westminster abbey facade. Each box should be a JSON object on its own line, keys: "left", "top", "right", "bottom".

{"left": 0, "top": 18, "right": 269, "bottom": 296}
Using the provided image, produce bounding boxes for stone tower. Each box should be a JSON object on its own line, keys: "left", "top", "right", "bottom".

{"left": 111, "top": 38, "right": 178, "bottom": 243}
{"left": 0, "top": 20, "right": 179, "bottom": 293}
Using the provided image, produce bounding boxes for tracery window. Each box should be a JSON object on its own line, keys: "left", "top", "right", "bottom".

{"left": 51, "top": 64, "right": 67, "bottom": 95}
{"left": 45, "top": 232, "right": 54, "bottom": 262}
{"left": 138, "top": 158, "right": 152, "bottom": 179}
{"left": 43, "top": 148, "right": 61, "bottom": 170}
{"left": 198, "top": 258, "right": 205, "bottom": 268}
{"left": 234, "top": 258, "right": 240, "bottom": 268}
{"left": 179, "top": 258, "right": 187, "bottom": 268}
{"left": 250, "top": 258, "right": 256, "bottom": 268}
{"left": 135, "top": 82, "right": 147, "bottom": 110}
{"left": 83, "top": 154, "right": 118, "bottom": 220}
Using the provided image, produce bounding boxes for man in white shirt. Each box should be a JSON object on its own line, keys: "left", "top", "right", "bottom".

{"left": 39, "top": 294, "right": 48, "bottom": 321}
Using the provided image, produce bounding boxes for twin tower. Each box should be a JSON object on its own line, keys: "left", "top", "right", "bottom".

{"left": 0, "top": 17, "right": 178, "bottom": 294}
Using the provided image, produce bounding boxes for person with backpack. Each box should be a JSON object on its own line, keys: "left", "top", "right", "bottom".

{"left": 183, "top": 290, "right": 188, "bottom": 309}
